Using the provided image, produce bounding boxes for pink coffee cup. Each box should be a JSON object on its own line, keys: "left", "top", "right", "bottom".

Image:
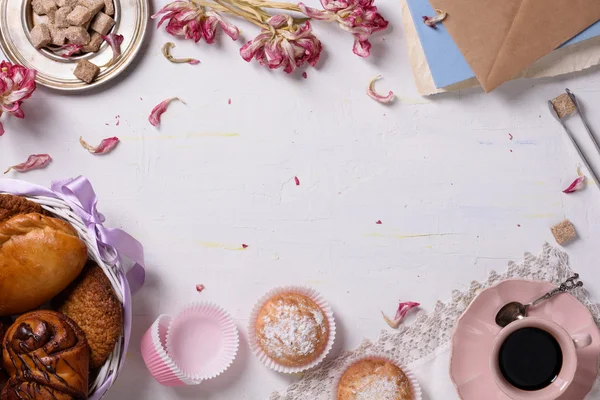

{"left": 489, "top": 318, "right": 592, "bottom": 400}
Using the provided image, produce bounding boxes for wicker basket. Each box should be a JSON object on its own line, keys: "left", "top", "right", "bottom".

{"left": 0, "top": 184, "right": 133, "bottom": 400}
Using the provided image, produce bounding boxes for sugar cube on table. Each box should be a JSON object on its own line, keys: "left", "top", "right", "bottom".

{"left": 90, "top": 12, "right": 114, "bottom": 35}
{"left": 30, "top": 24, "right": 52, "bottom": 49}
{"left": 551, "top": 219, "right": 577, "bottom": 245}
{"left": 82, "top": 32, "right": 104, "bottom": 52}
{"left": 104, "top": 0, "right": 114, "bottom": 16}
{"left": 67, "top": 5, "right": 92, "bottom": 26}
{"left": 64, "top": 26, "right": 90, "bottom": 44}
{"left": 54, "top": 6, "right": 72, "bottom": 28}
{"left": 73, "top": 59, "right": 100, "bottom": 83}
{"left": 80, "top": 0, "right": 104, "bottom": 15}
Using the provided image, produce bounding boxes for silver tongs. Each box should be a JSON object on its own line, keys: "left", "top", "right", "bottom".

{"left": 548, "top": 89, "right": 600, "bottom": 191}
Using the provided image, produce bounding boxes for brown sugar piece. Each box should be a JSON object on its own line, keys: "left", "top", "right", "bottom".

{"left": 54, "top": 6, "right": 73, "bottom": 28}
{"left": 551, "top": 219, "right": 577, "bottom": 245}
{"left": 551, "top": 93, "right": 577, "bottom": 119}
{"left": 55, "top": 262, "right": 123, "bottom": 369}
{"left": 56, "top": 0, "right": 77, "bottom": 7}
{"left": 90, "top": 12, "right": 115, "bottom": 35}
{"left": 104, "top": 0, "right": 114, "bottom": 15}
{"left": 67, "top": 5, "right": 93, "bottom": 26}
{"left": 82, "top": 32, "right": 104, "bottom": 52}
{"left": 30, "top": 24, "right": 52, "bottom": 49}
{"left": 80, "top": 0, "right": 105, "bottom": 14}
{"left": 65, "top": 25, "right": 90, "bottom": 44}
{"left": 73, "top": 59, "right": 100, "bottom": 83}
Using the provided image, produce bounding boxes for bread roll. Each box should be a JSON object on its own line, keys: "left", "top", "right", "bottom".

{"left": 0, "top": 213, "right": 88, "bottom": 316}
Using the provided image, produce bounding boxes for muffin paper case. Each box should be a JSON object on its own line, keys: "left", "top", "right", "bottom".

{"left": 248, "top": 285, "right": 336, "bottom": 374}
{"left": 165, "top": 302, "right": 240, "bottom": 382}
{"left": 141, "top": 315, "right": 200, "bottom": 386}
{"left": 332, "top": 354, "right": 422, "bottom": 400}
{"left": 0, "top": 176, "right": 146, "bottom": 400}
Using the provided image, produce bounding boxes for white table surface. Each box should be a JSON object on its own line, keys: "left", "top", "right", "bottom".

{"left": 2, "top": 1, "right": 600, "bottom": 398}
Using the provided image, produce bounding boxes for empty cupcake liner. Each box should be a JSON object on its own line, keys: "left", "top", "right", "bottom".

{"left": 248, "top": 285, "right": 336, "bottom": 374}
{"left": 140, "top": 314, "right": 198, "bottom": 386}
{"left": 332, "top": 354, "right": 422, "bottom": 400}
{"left": 165, "top": 302, "right": 239, "bottom": 381}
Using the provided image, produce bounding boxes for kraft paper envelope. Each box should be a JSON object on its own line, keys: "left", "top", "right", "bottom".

{"left": 426, "top": 0, "right": 600, "bottom": 92}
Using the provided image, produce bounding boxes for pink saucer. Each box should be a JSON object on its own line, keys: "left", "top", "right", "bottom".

{"left": 450, "top": 279, "right": 600, "bottom": 400}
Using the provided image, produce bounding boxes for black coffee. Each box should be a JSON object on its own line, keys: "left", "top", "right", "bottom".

{"left": 498, "top": 327, "right": 563, "bottom": 391}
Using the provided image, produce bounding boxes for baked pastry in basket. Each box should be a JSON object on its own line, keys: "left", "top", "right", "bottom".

{"left": 1, "top": 310, "right": 90, "bottom": 399}
{"left": 0, "top": 195, "right": 88, "bottom": 316}
{"left": 55, "top": 262, "right": 123, "bottom": 369}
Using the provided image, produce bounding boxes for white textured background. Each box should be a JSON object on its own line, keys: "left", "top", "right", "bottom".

{"left": 2, "top": 0, "right": 600, "bottom": 398}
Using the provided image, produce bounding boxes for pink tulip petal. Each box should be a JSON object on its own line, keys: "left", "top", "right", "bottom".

{"left": 367, "top": 75, "right": 394, "bottom": 103}
{"left": 4, "top": 154, "right": 51, "bottom": 174}
{"left": 563, "top": 175, "right": 586, "bottom": 194}
{"left": 149, "top": 97, "right": 185, "bottom": 127}
{"left": 352, "top": 39, "right": 371, "bottom": 57}
{"left": 294, "top": 176, "right": 300, "bottom": 186}
{"left": 376, "top": 220, "right": 382, "bottom": 224}
{"left": 53, "top": 44, "right": 83, "bottom": 57}
{"left": 382, "top": 301, "right": 419, "bottom": 329}
{"left": 422, "top": 10, "right": 447, "bottom": 28}
{"left": 101, "top": 34, "right": 124, "bottom": 67}
{"left": 0, "top": 119, "right": 4, "bottom": 137}
{"left": 196, "top": 284, "right": 205, "bottom": 292}
{"left": 395, "top": 301, "right": 420, "bottom": 320}
{"left": 80, "top": 136, "right": 120, "bottom": 154}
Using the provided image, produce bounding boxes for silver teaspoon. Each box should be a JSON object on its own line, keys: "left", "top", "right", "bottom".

{"left": 495, "top": 274, "right": 583, "bottom": 328}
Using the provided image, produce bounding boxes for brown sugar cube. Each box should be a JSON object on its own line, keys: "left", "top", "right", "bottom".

{"left": 90, "top": 12, "right": 115, "bottom": 35}
{"left": 64, "top": 26, "right": 90, "bottom": 44}
{"left": 54, "top": 6, "right": 72, "bottom": 28}
{"left": 48, "top": 24, "right": 67, "bottom": 45}
{"left": 82, "top": 32, "right": 103, "bottom": 52}
{"left": 32, "top": 0, "right": 57, "bottom": 15}
{"left": 551, "top": 219, "right": 577, "bottom": 245}
{"left": 67, "top": 5, "right": 92, "bottom": 25}
{"left": 73, "top": 59, "right": 100, "bottom": 83}
{"left": 104, "top": 0, "right": 114, "bottom": 16}
{"left": 30, "top": 24, "right": 51, "bottom": 49}
{"left": 56, "top": 0, "right": 77, "bottom": 7}
{"left": 80, "top": 0, "right": 104, "bottom": 15}
{"left": 551, "top": 93, "right": 577, "bottom": 119}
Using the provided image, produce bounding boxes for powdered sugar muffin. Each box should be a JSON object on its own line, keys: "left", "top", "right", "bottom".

{"left": 255, "top": 292, "right": 329, "bottom": 367}
{"left": 337, "top": 358, "right": 413, "bottom": 400}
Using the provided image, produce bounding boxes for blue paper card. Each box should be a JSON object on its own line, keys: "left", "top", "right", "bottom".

{"left": 406, "top": 0, "right": 600, "bottom": 88}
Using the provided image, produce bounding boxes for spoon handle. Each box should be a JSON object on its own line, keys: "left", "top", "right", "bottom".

{"left": 528, "top": 274, "right": 583, "bottom": 308}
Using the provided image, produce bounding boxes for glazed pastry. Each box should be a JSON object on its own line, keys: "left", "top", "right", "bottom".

{"left": 337, "top": 358, "right": 413, "bottom": 400}
{"left": 255, "top": 292, "right": 329, "bottom": 367}
{"left": 55, "top": 262, "right": 123, "bottom": 369}
{"left": 1, "top": 310, "right": 89, "bottom": 400}
{"left": 0, "top": 213, "right": 88, "bottom": 315}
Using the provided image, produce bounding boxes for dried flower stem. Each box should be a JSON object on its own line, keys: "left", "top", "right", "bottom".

{"left": 211, "top": 0, "right": 268, "bottom": 28}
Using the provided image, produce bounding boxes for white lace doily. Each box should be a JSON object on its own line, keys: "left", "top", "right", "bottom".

{"left": 271, "top": 243, "right": 600, "bottom": 400}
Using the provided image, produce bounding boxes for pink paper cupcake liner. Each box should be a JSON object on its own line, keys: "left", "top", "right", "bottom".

{"left": 332, "top": 354, "right": 422, "bottom": 400}
{"left": 165, "top": 302, "right": 239, "bottom": 381}
{"left": 248, "top": 285, "right": 336, "bottom": 374}
{"left": 140, "top": 314, "right": 199, "bottom": 386}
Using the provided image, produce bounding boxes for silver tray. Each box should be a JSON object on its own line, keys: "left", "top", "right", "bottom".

{"left": 0, "top": 0, "right": 148, "bottom": 91}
